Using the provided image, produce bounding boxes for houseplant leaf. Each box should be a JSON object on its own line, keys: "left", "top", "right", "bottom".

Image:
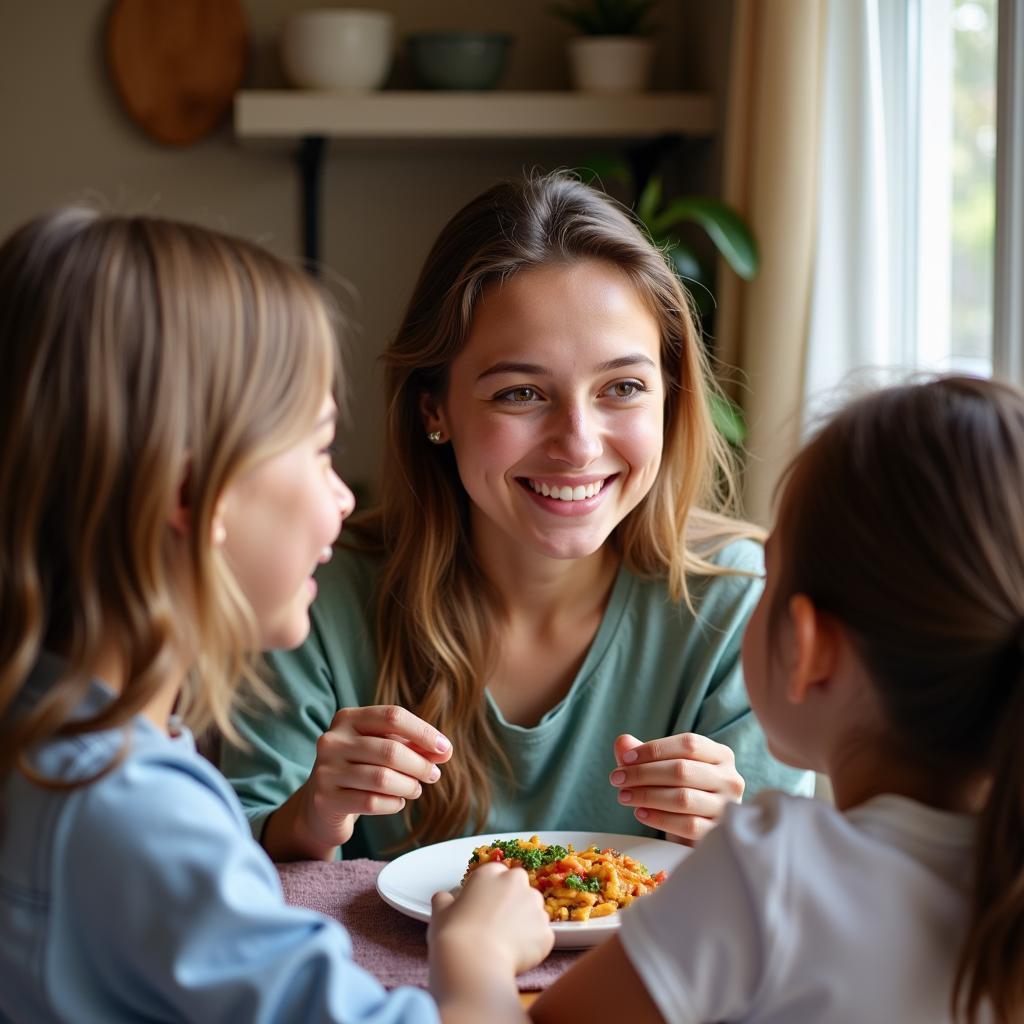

{"left": 664, "top": 241, "right": 714, "bottom": 315}
{"left": 635, "top": 176, "right": 662, "bottom": 227}
{"left": 550, "top": 0, "right": 659, "bottom": 35}
{"left": 576, "top": 155, "right": 632, "bottom": 188}
{"left": 651, "top": 197, "right": 759, "bottom": 279}
{"left": 666, "top": 240, "right": 701, "bottom": 283}
{"left": 708, "top": 392, "right": 747, "bottom": 446}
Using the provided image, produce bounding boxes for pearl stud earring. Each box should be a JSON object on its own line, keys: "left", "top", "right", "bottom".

{"left": 427, "top": 430, "right": 443, "bottom": 444}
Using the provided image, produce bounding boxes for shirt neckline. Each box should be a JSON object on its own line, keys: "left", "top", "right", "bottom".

{"left": 485, "top": 562, "right": 636, "bottom": 736}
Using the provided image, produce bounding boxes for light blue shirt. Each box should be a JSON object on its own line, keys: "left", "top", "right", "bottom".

{"left": 0, "top": 656, "right": 438, "bottom": 1023}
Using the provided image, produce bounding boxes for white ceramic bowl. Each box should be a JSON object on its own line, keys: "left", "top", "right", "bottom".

{"left": 281, "top": 9, "right": 394, "bottom": 91}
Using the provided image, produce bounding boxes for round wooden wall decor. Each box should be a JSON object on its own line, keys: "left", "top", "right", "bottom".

{"left": 107, "top": 0, "right": 248, "bottom": 146}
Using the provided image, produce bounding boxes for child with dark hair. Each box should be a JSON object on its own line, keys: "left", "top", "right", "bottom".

{"left": 532, "top": 376, "right": 1021, "bottom": 1023}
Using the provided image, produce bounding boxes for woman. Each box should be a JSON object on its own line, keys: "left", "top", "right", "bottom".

{"left": 221, "top": 172, "right": 812, "bottom": 862}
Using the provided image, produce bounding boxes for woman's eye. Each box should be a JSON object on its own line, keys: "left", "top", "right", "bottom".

{"left": 498, "top": 386, "right": 539, "bottom": 403}
{"left": 606, "top": 380, "right": 645, "bottom": 399}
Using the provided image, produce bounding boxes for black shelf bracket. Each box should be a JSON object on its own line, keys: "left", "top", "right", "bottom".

{"left": 296, "top": 135, "right": 326, "bottom": 275}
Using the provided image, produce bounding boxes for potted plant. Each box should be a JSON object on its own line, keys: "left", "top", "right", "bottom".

{"left": 582, "top": 155, "right": 759, "bottom": 444}
{"left": 550, "top": 0, "right": 659, "bottom": 93}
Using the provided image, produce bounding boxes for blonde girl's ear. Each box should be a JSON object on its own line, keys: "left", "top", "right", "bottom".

{"left": 168, "top": 471, "right": 191, "bottom": 536}
{"left": 167, "top": 465, "right": 227, "bottom": 546}
{"left": 786, "top": 594, "right": 840, "bottom": 704}
{"left": 419, "top": 391, "right": 448, "bottom": 442}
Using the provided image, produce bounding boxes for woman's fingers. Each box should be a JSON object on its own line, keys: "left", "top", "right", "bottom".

{"left": 615, "top": 731, "right": 734, "bottom": 771}
{"left": 331, "top": 705, "right": 452, "bottom": 762}
{"left": 320, "top": 732, "right": 445, "bottom": 786}
{"left": 630, "top": 807, "right": 717, "bottom": 845}
{"left": 613, "top": 782, "right": 723, "bottom": 818}
{"left": 304, "top": 705, "right": 453, "bottom": 826}
{"left": 308, "top": 783, "right": 407, "bottom": 820}
{"left": 609, "top": 756, "right": 722, "bottom": 794}
{"left": 611, "top": 732, "right": 744, "bottom": 799}
{"left": 609, "top": 731, "right": 746, "bottom": 845}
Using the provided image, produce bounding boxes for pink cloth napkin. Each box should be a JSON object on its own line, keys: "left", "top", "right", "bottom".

{"left": 277, "top": 859, "right": 583, "bottom": 992}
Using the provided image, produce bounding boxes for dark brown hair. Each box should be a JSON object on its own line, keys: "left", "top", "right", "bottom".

{"left": 349, "top": 171, "right": 761, "bottom": 847}
{"left": 771, "top": 376, "right": 1024, "bottom": 1023}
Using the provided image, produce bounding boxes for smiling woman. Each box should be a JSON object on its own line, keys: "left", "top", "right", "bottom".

{"left": 220, "top": 172, "right": 814, "bottom": 864}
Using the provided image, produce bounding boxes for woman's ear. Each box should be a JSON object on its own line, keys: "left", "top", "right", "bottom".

{"left": 786, "top": 594, "right": 840, "bottom": 704}
{"left": 419, "top": 391, "right": 448, "bottom": 440}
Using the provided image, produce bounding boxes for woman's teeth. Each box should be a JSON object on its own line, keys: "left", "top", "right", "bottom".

{"left": 528, "top": 479, "right": 605, "bottom": 501}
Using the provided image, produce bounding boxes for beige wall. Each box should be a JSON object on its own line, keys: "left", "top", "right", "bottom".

{"left": 0, "top": 0, "right": 732, "bottom": 496}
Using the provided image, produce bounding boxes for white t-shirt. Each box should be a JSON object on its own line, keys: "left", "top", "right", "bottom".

{"left": 619, "top": 791, "right": 983, "bottom": 1023}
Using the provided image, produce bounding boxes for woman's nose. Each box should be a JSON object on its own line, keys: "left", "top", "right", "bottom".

{"left": 546, "top": 403, "right": 602, "bottom": 467}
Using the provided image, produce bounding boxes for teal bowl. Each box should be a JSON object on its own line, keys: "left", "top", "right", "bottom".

{"left": 408, "top": 32, "right": 513, "bottom": 91}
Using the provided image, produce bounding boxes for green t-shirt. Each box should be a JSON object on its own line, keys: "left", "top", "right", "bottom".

{"left": 222, "top": 540, "right": 813, "bottom": 859}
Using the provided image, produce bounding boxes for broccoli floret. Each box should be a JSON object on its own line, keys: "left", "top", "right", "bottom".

{"left": 564, "top": 873, "right": 601, "bottom": 893}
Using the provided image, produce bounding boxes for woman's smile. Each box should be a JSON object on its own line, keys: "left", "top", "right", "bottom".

{"left": 518, "top": 473, "right": 618, "bottom": 515}
{"left": 428, "top": 259, "right": 664, "bottom": 564}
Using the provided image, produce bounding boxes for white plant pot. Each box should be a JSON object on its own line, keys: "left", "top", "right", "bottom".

{"left": 281, "top": 9, "right": 394, "bottom": 91}
{"left": 568, "top": 36, "right": 655, "bottom": 94}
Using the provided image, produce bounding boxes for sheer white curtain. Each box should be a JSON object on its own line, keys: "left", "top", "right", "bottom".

{"left": 802, "top": 0, "right": 985, "bottom": 430}
{"left": 803, "top": 0, "right": 892, "bottom": 428}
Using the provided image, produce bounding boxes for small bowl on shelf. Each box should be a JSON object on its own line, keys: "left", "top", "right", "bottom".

{"left": 407, "top": 31, "right": 513, "bottom": 91}
{"left": 281, "top": 8, "right": 394, "bottom": 91}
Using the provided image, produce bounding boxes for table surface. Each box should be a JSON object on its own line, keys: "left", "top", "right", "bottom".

{"left": 277, "top": 858, "right": 582, "bottom": 995}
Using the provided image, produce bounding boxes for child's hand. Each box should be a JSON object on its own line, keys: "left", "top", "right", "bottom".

{"left": 428, "top": 862, "right": 554, "bottom": 1000}
{"left": 609, "top": 732, "right": 744, "bottom": 846}
{"left": 294, "top": 706, "right": 452, "bottom": 853}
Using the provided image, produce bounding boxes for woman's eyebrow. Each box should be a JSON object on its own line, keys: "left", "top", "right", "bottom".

{"left": 594, "top": 354, "right": 657, "bottom": 372}
{"left": 477, "top": 361, "right": 548, "bottom": 380}
{"left": 477, "top": 353, "right": 656, "bottom": 381}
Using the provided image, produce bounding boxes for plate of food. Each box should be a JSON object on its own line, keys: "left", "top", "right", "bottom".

{"left": 376, "top": 830, "right": 688, "bottom": 949}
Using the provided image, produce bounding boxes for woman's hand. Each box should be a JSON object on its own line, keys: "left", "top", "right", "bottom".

{"left": 262, "top": 705, "right": 451, "bottom": 862}
{"left": 609, "top": 732, "right": 744, "bottom": 846}
{"left": 429, "top": 862, "right": 553, "bottom": 1020}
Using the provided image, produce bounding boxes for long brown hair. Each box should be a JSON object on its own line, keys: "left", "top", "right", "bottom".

{"left": 0, "top": 208, "right": 336, "bottom": 795}
{"left": 770, "top": 376, "right": 1024, "bottom": 1023}
{"left": 350, "top": 172, "right": 760, "bottom": 846}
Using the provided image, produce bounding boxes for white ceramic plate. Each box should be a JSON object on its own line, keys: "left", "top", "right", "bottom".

{"left": 376, "top": 830, "right": 687, "bottom": 949}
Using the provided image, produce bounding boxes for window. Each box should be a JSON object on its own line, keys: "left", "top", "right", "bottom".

{"left": 882, "top": 0, "right": 999, "bottom": 376}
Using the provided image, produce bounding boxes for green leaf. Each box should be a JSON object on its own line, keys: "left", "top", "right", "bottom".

{"left": 549, "top": 0, "right": 658, "bottom": 35}
{"left": 576, "top": 155, "right": 631, "bottom": 189}
{"left": 709, "top": 392, "right": 747, "bottom": 446}
{"left": 665, "top": 243, "right": 714, "bottom": 315}
{"left": 666, "top": 241, "right": 702, "bottom": 283}
{"left": 635, "top": 176, "right": 662, "bottom": 228}
{"left": 651, "top": 197, "right": 759, "bottom": 279}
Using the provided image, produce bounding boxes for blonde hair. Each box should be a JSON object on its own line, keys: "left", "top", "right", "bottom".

{"left": 0, "top": 208, "right": 336, "bottom": 793}
{"left": 349, "top": 172, "right": 760, "bottom": 847}
{"left": 770, "top": 377, "right": 1024, "bottom": 1023}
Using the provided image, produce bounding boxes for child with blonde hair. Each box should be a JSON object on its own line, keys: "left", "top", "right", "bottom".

{"left": 0, "top": 208, "right": 551, "bottom": 1023}
{"left": 531, "top": 376, "right": 1022, "bottom": 1023}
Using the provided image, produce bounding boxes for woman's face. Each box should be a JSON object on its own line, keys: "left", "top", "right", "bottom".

{"left": 427, "top": 260, "right": 665, "bottom": 563}
{"left": 220, "top": 395, "right": 354, "bottom": 650}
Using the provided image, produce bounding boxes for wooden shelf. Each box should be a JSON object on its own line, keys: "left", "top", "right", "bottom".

{"left": 234, "top": 90, "right": 715, "bottom": 143}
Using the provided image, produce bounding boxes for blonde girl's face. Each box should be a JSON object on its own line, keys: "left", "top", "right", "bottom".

{"left": 219, "top": 396, "right": 354, "bottom": 651}
{"left": 430, "top": 260, "right": 665, "bottom": 563}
